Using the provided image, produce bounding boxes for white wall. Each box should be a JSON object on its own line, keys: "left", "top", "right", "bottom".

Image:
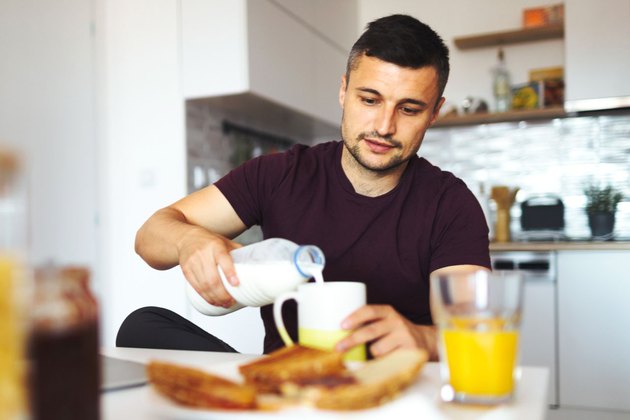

{"left": 357, "top": 0, "right": 565, "bottom": 113}
{"left": 95, "top": 0, "right": 188, "bottom": 346}
{"left": 0, "top": 0, "right": 98, "bottom": 268}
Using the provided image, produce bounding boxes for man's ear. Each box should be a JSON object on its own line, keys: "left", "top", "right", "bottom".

{"left": 429, "top": 97, "right": 446, "bottom": 125}
{"left": 338, "top": 74, "right": 348, "bottom": 108}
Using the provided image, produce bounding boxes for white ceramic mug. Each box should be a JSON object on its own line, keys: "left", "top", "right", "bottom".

{"left": 273, "top": 281, "right": 367, "bottom": 361}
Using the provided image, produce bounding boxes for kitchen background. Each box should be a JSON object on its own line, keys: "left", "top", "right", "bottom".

{"left": 423, "top": 113, "right": 630, "bottom": 240}
{"left": 3, "top": 0, "right": 628, "bottom": 350}
{"left": 187, "top": 97, "right": 630, "bottom": 243}
{"left": 2, "top": 0, "right": 630, "bottom": 418}
{"left": 187, "top": 91, "right": 630, "bottom": 243}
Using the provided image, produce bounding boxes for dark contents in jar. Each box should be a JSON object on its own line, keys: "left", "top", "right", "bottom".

{"left": 29, "top": 322, "right": 100, "bottom": 420}
{"left": 28, "top": 266, "right": 101, "bottom": 420}
{"left": 28, "top": 320, "right": 100, "bottom": 420}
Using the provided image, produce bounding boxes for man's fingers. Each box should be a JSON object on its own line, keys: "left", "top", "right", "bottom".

{"left": 216, "top": 251, "right": 239, "bottom": 287}
{"left": 336, "top": 316, "right": 392, "bottom": 352}
{"left": 341, "top": 304, "right": 391, "bottom": 329}
{"left": 336, "top": 305, "right": 418, "bottom": 356}
{"left": 369, "top": 327, "right": 418, "bottom": 356}
{"left": 369, "top": 337, "right": 401, "bottom": 357}
{"left": 182, "top": 257, "right": 235, "bottom": 308}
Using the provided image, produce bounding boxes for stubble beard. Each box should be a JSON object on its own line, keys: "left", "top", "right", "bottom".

{"left": 340, "top": 116, "right": 408, "bottom": 174}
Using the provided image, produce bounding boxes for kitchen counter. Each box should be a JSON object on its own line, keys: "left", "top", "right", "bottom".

{"left": 490, "top": 241, "right": 630, "bottom": 251}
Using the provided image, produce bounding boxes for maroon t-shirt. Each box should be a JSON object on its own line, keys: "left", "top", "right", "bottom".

{"left": 215, "top": 141, "right": 490, "bottom": 353}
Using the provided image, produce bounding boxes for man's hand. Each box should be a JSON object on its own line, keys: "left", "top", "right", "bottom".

{"left": 177, "top": 226, "right": 242, "bottom": 308}
{"left": 335, "top": 305, "right": 438, "bottom": 361}
{"left": 135, "top": 184, "right": 249, "bottom": 309}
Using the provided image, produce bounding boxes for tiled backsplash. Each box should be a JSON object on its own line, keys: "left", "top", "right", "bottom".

{"left": 422, "top": 111, "right": 630, "bottom": 240}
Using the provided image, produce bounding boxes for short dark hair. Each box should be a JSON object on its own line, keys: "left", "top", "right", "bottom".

{"left": 346, "top": 14, "right": 450, "bottom": 99}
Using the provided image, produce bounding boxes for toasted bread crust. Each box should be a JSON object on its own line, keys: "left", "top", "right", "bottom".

{"left": 298, "top": 349, "right": 428, "bottom": 410}
{"left": 147, "top": 361, "right": 256, "bottom": 410}
{"left": 148, "top": 347, "right": 428, "bottom": 412}
{"left": 238, "top": 345, "right": 345, "bottom": 393}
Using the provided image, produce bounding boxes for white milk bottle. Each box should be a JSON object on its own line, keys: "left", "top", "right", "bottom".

{"left": 186, "top": 238, "right": 325, "bottom": 316}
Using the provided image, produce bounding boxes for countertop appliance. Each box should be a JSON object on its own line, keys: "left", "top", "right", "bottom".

{"left": 491, "top": 251, "right": 558, "bottom": 407}
{"left": 518, "top": 195, "right": 566, "bottom": 242}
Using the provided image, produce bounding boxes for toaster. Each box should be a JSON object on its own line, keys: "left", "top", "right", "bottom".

{"left": 520, "top": 195, "right": 565, "bottom": 231}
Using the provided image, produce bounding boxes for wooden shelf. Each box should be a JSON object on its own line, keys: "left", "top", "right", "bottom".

{"left": 454, "top": 23, "right": 564, "bottom": 50}
{"left": 432, "top": 106, "right": 567, "bottom": 128}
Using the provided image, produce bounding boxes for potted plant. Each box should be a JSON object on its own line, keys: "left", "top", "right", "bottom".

{"left": 584, "top": 184, "right": 623, "bottom": 240}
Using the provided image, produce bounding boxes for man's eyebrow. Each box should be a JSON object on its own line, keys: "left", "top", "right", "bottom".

{"left": 400, "top": 98, "right": 429, "bottom": 108}
{"left": 356, "top": 87, "right": 428, "bottom": 108}
{"left": 357, "top": 87, "right": 381, "bottom": 96}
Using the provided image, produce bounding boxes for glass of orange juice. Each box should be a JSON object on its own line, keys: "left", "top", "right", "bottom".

{"left": 430, "top": 269, "right": 523, "bottom": 405}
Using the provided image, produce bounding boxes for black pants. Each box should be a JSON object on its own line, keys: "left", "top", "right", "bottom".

{"left": 116, "top": 306, "right": 237, "bottom": 353}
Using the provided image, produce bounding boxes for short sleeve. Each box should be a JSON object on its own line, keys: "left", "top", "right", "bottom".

{"left": 429, "top": 180, "right": 491, "bottom": 273}
{"left": 214, "top": 148, "right": 297, "bottom": 227}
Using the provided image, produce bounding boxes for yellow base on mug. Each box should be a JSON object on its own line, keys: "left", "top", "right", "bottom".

{"left": 299, "top": 328, "right": 366, "bottom": 362}
{"left": 443, "top": 329, "right": 518, "bottom": 397}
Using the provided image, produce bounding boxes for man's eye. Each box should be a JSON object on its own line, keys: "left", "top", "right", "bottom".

{"left": 361, "top": 97, "right": 377, "bottom": 105}
{"left": 401, "top": 107, "right": 421, "bottom": 115}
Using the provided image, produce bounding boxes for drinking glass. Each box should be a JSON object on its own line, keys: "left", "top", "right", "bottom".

{"left": 430, "top": 269, "right": 523, "bottom": 405}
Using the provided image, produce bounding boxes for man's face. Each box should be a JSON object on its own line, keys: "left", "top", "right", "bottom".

{"left": 338, "top": 55, "right": 444, "bottom": 173}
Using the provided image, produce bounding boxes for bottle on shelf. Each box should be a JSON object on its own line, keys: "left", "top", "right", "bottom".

{"left": 492, "top": 48, "right": 511, "bottom": 113}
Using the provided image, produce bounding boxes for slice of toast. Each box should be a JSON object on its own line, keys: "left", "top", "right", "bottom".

{"left": 147, "top": 360, "right": 256, "bottom": 410}
{"left": 287, "top": 348, "right": 429, "bottom": 410}
{"left": 238, "top": 345, "right": 346, "bottom": 393}
{"left": 148, "top": 347, "right": 428, "bottom": 412}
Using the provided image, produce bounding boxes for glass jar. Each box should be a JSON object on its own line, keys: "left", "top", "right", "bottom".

{"left": 28, "top": 265, "right": 100, "bottom": 420}
{"left": 0, "top": 149, "right": 29, "bottom": 420}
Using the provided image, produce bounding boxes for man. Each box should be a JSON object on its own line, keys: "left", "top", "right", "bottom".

{"left": 118, "top": 14, "right": 490, "bottom": 360}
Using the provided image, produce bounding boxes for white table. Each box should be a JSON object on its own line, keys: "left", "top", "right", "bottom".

{"left": 101, "top": 347, "right": 549, "bottom": 419}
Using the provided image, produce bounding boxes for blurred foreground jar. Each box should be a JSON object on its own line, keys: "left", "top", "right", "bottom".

{"left": 28, "top": 266, "right": 100, "bottom": 420}
{"left": 0, "top": 149, "right": 30, "bottom": 420}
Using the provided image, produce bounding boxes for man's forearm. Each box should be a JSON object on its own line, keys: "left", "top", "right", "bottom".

{"left": 135, "top": 207, "right": 194, "bottom": 270}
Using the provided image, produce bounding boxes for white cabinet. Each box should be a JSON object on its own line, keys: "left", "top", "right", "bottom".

{"left": 180, "top": 0, "right": 354, "bottom": 126}
{"left": 521, "top": 277, "right": 557, "bottom": 406}
{"left": 180, "top": 0, "right": 249, "bottom": 99}
{"left": 557, "top": 251, "right": 630, "bottom": 411}
{"left": 564, "top": 0, "right": 630, "bottom": 111}
{"left": 491, "top": 251, "right": 557, "bottom": 406}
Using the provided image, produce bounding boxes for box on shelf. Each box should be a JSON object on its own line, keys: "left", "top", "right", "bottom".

{"left": 511, "top": 82, "right": 543, "bottom": 110}
{"left": 523, "top": 3, "right": 564, "bottom": 28}
{"left": 529, "top": 66, "right": 564, "bottom": 107}
{"left": 529, "top": 66, "right": 563, "bottom": 82}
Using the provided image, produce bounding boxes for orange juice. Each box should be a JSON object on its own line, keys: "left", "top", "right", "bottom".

{"left": 443, "top": 325, "right": 519, "bottom": 396}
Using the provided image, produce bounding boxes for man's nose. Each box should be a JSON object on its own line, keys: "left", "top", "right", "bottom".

{"left": 375, "top": 107, "right": 396, "bottom": 137}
